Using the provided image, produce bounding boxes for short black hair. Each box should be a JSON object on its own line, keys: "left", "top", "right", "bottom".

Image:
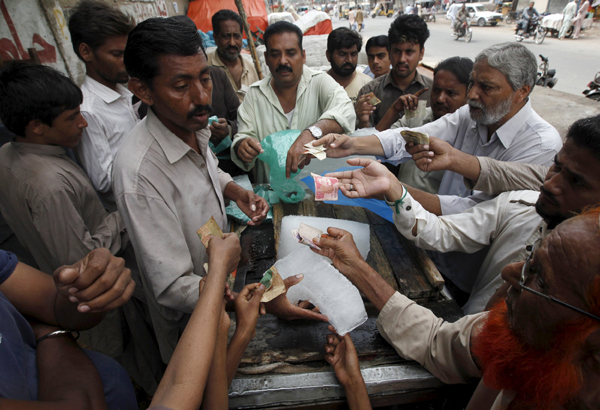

{"left": 434, "top": 57, "right": 474, "bottom": 86}
{"left": 263, "top": 21, "right": 303, "bottom": 51}
{"left": 212, "top": 9, "right": 243, "bottom": 37}
{"left": 566, "top": 115, "right": 600, "bottom": 162}
{"left": 388, "top": 14, "right": 430, "bottom": 49}
{"left": 0, "top": 64, "right": 82, "bottom": 136}
{"left": 327, "top": 27, "right": 362, "bottom": 53}
{"left": 124, "top": 16, "right": 204, "bottom": 86}
{"left": 68, "top": 0, "right": 135, "bottom": 60}
{"left": 365, "top": 35, "right": 389, "bottom": 54}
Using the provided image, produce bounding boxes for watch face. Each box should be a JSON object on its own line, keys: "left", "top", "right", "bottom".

{"left": 310, "top": 126, "right": 323, "bottom": 138}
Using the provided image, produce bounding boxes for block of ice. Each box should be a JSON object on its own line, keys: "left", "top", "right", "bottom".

{"left": 275, "top": 247, "right": 368, "bottom": 336}
{"left": 278, "top": 216, "right": 370, "bottom": 261}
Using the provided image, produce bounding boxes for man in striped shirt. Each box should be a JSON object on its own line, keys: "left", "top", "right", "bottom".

{"left": 68, "top": 0, "right": 138, "bottom": 211}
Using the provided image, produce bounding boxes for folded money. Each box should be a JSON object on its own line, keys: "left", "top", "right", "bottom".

{"left": 291, "top": 223, "right": 332, "bottom": 250}
{"left": 260, "top": 266, "right": 286, "bottom": 303}
{"left": 404, "top": 99, "right": 427, "bottom": 119}
{"left": 312, "top": 172, "right": 338, "bottom": 201}
{"left": 196, "top": 216, "right": 223, "bottom": 248}
{"left": 366, "top": 91, "right": 381, "bottom": 106}
{"left": 400, "top": 130, "right": 430, "bottom": 146}
{"left": 303, "top": 141, "right": 327, "bottom": 160}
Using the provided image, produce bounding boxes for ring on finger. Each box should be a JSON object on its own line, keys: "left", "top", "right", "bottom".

{"left": 349, "top": 183, "right": 354, "bottom": 191}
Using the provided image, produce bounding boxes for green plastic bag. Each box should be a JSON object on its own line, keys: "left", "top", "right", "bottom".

{"left": 257, "top": 130, "right": 305, "bottom": 203}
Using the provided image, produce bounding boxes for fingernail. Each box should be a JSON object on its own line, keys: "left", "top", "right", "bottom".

{"left": 68, "top": 287, "right": 79, "bottom": 294}
{"left": 259, "top": 284, "right": 266, "bottom": 290}
{"left": 313, "top": 237, "right": 320, "bottom": 244}
{"left": 251, "top": 204, "right": 256, "bottom": 211}
{"left": 296, "top": 273, "right": 304, "bottom": 278}
{"left": 78, "top": 305, "right": 90, "bottom": 312}
{"left": 69, "top": 296, "right": 79, "bottom": 303}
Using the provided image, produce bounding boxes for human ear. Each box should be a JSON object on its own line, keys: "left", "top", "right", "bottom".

{"left": 128, "top": 78, "right": 153, "bottom": 106}
{"left": 26, "top": 119, "right": 45, "bottom": 137}
{"left": 514, "top": 85, "right": 531, "bottom": 104}
{"left": 78, "top": 43, "right": 94, "bottom": 63}
{"left": 326, "top": 50, "right": 331, "bottom": 63}
{"left": 302, "top": 49, "right": 306, "bottom": 65}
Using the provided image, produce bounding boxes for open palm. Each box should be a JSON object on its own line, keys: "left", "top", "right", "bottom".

{"left": 325, "top": 158, "right": 393, "bottom": 200}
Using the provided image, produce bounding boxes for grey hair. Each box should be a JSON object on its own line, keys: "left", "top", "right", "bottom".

{"left": 474, "top": 43, "right": 537, "bottom": 93}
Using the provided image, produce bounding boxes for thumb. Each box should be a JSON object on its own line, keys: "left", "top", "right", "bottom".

{"left": 249, "top": 138, "right": 263, "bottom": 152}
{"left": 55, "top": 267, "right": 79, "bottom": 287}
{"left": 283, "top": 273, "right": 304, "bottom": 290}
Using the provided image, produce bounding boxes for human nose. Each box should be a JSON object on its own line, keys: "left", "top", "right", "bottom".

{"left": 78, "top": 114, "right": 88, "bottom": 129}
{"left": 542, "top": 168, "right": 563, "bottom": 196}
{"left": 190, "top": 81, "right": 209, "bottom": 106}
{"left": 467, "top": 84, "right": 478, "bottom": 101}
{"left": 501, "top": 261, "right": 524, "bottom": 291}
{"left": 435, "top": 91, "right": 447, "bottom": 105}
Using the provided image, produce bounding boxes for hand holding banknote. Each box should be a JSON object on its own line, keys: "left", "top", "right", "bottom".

{"left": 312, "top": 227, "right": 367, "bottom": 282}
{"left": 406, "top": 136, "right": 455, "bottom": 173}
{"left": 312, "top": 134, "right": 355, "bottom": 158}
{"left": 263, "top": 274, "right": 329, "bottom": 322}
{"left": 324, "top": 158, "right": 395, "bottom": 200}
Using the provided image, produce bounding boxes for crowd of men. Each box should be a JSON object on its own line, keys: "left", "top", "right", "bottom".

{"left": 0, "top": 1, "right": 598, "bottom": 409}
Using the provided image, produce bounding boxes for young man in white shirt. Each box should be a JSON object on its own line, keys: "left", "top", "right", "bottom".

{"left": 68, "top": 0, "right": 138, "bottom": 211}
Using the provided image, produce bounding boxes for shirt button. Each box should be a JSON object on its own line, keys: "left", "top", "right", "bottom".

{"left": 201, "top": 163, "right": 206, "bottom": 168}
{"left": 406, "top": 206, "right": 411, "bottom": 211}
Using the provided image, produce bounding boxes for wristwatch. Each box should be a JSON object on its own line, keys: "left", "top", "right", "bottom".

{"left": 306, "top": 125, "right": 323, "bottom": 139}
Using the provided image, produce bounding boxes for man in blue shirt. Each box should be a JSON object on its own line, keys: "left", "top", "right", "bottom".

{"left": 0, "top": 248, "right": 136, "bottom": 409}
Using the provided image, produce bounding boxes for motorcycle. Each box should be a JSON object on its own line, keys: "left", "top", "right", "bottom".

{"left": 536, "top": 54, "right": 557, "bottom": 88}
{"left": 515, "top": 15, "right": 546, "bottom": 44}
{"left": 453, "top": 18, "right": 472, "bottom": 42}
{"left": 583, "top": 72, "right": 600, "bottom": 102}
{"left": 505, "top": 10, "right": 520, "bottom": 25}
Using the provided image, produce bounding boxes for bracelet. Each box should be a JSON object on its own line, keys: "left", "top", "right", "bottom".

{"left": 36, "top": 330, "right": 80, "bottom": 345}
{"left": 384, "top": 186, "right": 408, "bottom": 215}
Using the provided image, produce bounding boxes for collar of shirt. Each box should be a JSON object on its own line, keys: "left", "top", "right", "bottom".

{"left": 11, "top": 140, "right": 67, "bottom": 157}
{"left": 82, "top": 75, "right": 132, "bottom": 104}
{"left": 209, "top": 50, "right": 250, "bottom": 78}
{"left": 145, "top": 108, "right": 210, "bottom": 165}
{"left": 256, "top": 65, "right": 316, "bottom": 117}
{"left": 475, "top": 99, "right": 534, "bottom": 149}
{"left": 382, "top": 71, "right": 428, "bottom": 92}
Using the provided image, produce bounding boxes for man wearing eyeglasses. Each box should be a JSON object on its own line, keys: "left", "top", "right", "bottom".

{"left": 320, "top": 114, "right": 600, "bottom": 314}
{"left": 315, "top": 209, "right": 600, "bottom": 410}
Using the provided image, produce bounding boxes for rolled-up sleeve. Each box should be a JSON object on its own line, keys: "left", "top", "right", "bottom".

{"left": 464, "top": 157, "right": 548, "bottom": 195}
{"left": 377, "top": 292, "right": 483, "bottom": 384}
{"left": 315, "top": 75, "right": 356, "bottom": 134}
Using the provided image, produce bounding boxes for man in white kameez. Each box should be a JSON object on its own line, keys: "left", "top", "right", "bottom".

{"left": 573, "top": 0, "right": 590, "bottom": 39}
{"left": 558, "top": 0, "right": 577, "bottom": 39}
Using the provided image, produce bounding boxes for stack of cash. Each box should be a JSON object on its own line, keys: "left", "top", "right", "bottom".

{"left": 303, "top": 141, "right": 327, "bottom": 160}
{"left": 290, "top": 223, "right": 331, "bottom": 250}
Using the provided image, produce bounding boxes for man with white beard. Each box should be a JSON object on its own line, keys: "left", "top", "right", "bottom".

{"left": 317, "top": 42, "right": 562, "bottom": 216}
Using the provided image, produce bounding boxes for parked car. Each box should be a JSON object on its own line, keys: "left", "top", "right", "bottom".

{"left": 466, "top": 4, "right": 503, "bottom": 26}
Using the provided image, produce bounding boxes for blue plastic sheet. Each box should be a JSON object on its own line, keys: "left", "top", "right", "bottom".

{"left": 301, "top": 167, "right": 394, "bottom": 223}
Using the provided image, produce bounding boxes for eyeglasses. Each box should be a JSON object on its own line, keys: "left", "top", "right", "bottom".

{"left": 520, "top": 239, "right": 600, "bottom": 322}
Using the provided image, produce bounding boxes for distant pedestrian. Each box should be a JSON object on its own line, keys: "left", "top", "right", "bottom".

{"left": 572, "top": 0, "right": 590, "bottom": 39}
{"left": 356, "top": 6, "right": 364, "bottom": 31}
{"left": 558, "top": 0, "right": 577, "bottom": 39}
{"left": 349, "top": 8, "right": 357, "bottom": 30}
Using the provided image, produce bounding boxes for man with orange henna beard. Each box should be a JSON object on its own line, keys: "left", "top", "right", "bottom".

{"left": 316, "top": 209, "right": 600, "bottom": 410}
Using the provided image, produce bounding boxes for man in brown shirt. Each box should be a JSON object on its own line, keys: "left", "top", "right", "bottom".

{"left": 355, "top": 14, "right": 433, "bottom": 128}
{"left": 0, "top": 63, "right": 163, "bottom": 394}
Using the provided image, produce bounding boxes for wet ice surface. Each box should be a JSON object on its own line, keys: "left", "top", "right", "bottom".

{"left": 278, "top": 216, "right": 370, "bottom": 261}
{"left": 275, "top": 247, "right": 368, "bottom": 336}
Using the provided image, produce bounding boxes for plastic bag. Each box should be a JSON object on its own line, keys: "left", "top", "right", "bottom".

{"left": 257, "top": 130, "right": 306, "bottom": 203}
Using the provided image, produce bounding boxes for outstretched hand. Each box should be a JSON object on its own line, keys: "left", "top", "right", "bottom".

{"left": 312, "top": 227, "right": 365, "bottom": 281}
{"left": 234, "top": 189, "right": 269, "bottom": 226}
{"left": 406, "top": 136, "right": 454, "bottom": 172}
{"left": 264, "top": 274, "right": 329, "bottom": 322}
{"left": 324, "top": 325, "right": 363, "bottom": 388}
{"left": 324, "top": 158, "right": 394, "bottom": 200}
{"left": 312, "top": 133, "right": 355, "bottom": 159}
{"left": 390, "top": 88, "right": 428, "bottom": 112}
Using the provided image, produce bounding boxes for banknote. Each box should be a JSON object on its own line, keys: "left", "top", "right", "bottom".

{"left": 291, "top": 223, "right": 332, "bottom": 250}
{"left": 303, "top": 141, "right": 327, "bottom": 160}
{"left": 400, "top": 130, "right": 430, "bottom": 146}
{"left": 404, "top": 99, "right": 427, "bottom": 119}
{"left": 366, "top": 91, "right": 381, "bottom": 106}
{"left": 196, "top": 216, "right": 223, "bottom": 248}
{"left": 312, "top": 172, "right": 338, "bottom": 201}
{"left": 260, "top": 266, "right": 286, "bottom": 303}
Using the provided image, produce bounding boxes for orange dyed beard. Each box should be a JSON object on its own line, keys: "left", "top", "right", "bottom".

{"left": 471, "top": 301, "right": 591, "bottom": 409}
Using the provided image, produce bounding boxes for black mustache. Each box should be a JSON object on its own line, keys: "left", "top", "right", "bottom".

{"left": 227, "top": 46, "right": 240, "bottom": 52}
{"left": 187, "top": 104, "right": 213, "bottom": 119}
{"left": 276, "top": 65, "right": 293, "bottom": 73}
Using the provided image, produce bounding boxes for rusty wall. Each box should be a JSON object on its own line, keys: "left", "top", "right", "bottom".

{"left": 0, "top": 0, "right": 189, "bottom": 84}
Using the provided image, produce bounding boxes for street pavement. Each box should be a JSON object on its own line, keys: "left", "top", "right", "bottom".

{"left": 333, "top": 15, "right": 600, "bottom": 97}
